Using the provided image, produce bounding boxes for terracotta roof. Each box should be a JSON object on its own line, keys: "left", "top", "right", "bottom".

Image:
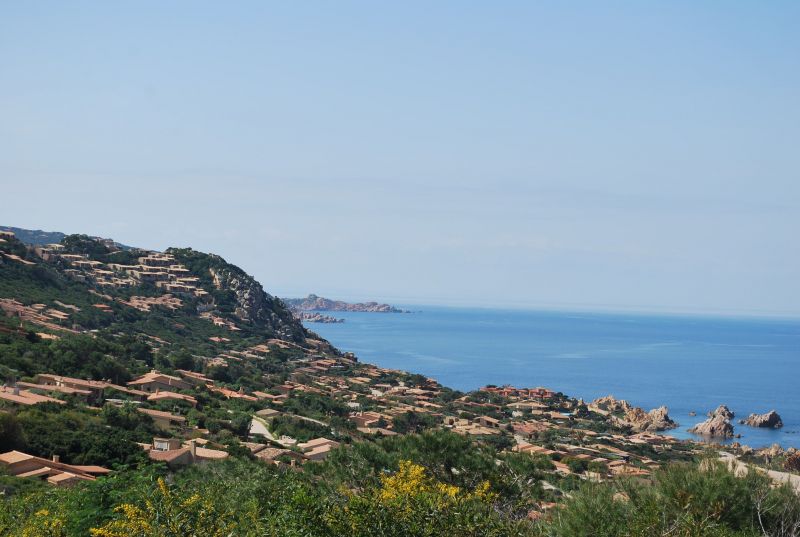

{"left": 0, "top": 450, "right": 109, "bottom": 483}
{"left": 193, "top": 447, "right": 228, "bottom": 460}
{"left": 137, "top": 408, "right": 186, "bottom": 422}
{"left": 147, "top": 391, "right": 197, "bottom": 405}
{"left": 17, "top": 467, "right": 53, "bottom": 478}
{"left": 0, "top": 451, "right": 33, "bottom": 464}
{"left": 0, "top": 386, "right": 64, "bottom": 406}
{"left": 298, "top": 438, "right": 340, "bottom": 452}
{"left": 128, "top": 371, "right": 190, "bottom": 390}
{"left": 48, "top": 472, "right": 90, "bottom": 484}
{"left": 148, "top": 447, "right": 191, "bottom": 462}
{"left": 72, "top": 465, "right": 112, "bottom": 474}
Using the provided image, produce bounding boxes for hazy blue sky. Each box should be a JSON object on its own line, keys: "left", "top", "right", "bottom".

{"left": 2, "top": 2, "right": 798, "bottom": 315}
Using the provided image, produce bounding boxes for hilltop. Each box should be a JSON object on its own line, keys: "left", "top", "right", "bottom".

{"left": 0, "top": 226, "right": 66, "bottom": 246}
{"left": 1, "top": 227, "right": 798, "bottom": 536}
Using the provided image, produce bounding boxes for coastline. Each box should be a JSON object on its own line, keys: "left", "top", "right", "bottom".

{"left": 306, "top": 306, "right": 800, "bottom": 449}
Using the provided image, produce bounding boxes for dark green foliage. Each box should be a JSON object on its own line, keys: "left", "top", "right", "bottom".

{"left": 281, "top": 392, "right": 350, "bottom": 421}
{"left": 13, "top": 405, "right": 152, "bottom": 468}
{"left": 546, "top": 459, "right": 800, "bottom": 536}
{"left": 271, "top": 415, "right": 330, "bottom": 443}
{"left": 0, "top": 412, "right": 25, "bottom": 452}
{"left": 392, "top": 410, "right": 438, "bottom": 434}
{"left": 0, "top": 326, "right": 144, "bottom": 383}
{"left": 61, "top": 234, "right": 112, "bottom": 257}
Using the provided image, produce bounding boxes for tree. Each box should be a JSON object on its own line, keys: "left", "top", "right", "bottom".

{"left": 0, "top": 412, "right": 25, "bottom": 452}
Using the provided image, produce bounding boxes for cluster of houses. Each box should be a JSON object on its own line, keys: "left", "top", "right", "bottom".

{"left": 0, "top": 348, "right": 690, "bottom": 491}
{"left": 0, "top": 298, "right": 82, "bottom": 335}
{"left": 35, "top": 247, "right": 209, "bottom": 300}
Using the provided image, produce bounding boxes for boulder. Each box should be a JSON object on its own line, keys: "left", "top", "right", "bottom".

{"left": 739, "top": 410, "right": 783, "bottom": 429}
{"left": 708, "top": 405, "right": 735, "bottom": 420}
{"left": 591, "top": 395, "right": 632, "bottom": 414}
{"left": 639, "top": 406, "right": 677, "bottom": 432}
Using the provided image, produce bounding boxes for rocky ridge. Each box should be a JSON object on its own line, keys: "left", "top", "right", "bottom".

{"left": 209, "top": 266, "right": 308, "bottom": 343}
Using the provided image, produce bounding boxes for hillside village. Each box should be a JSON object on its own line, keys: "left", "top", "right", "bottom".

{"left": 1, "top": 228, "right": 798, "bottom": 533}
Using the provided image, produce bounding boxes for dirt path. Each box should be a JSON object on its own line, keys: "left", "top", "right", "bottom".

{"left": 719, "top": 451, "right": 800, "bottom": 493}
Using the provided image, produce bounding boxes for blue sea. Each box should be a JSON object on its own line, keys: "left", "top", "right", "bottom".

{"left": 306, "top": 306, "right": 800, "bottom": 449}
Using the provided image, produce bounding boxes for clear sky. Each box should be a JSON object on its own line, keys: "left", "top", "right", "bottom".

{"left": 2, "top": 2, "right": 798, "bottom": 316}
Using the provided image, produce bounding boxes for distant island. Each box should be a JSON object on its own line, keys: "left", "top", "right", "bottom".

{"left": 283, "top": 294, "right": 409, "bottom": 321}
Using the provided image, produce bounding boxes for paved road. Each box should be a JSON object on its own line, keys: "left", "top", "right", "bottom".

{"left": 249, "top": 417, "right": 275, "bottom": 441}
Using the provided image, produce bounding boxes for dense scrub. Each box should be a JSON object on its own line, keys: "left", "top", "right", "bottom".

{"left": 1, "top": 457, "right": 798, "bottom": 536}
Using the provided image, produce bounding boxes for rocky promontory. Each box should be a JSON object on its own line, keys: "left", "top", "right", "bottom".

{"left": 295, "top": 311, "right": 345, "bottom": 324}
{"left": 590, "top": 395, "right": 677, "bottom": 432}
{"left": 689, "top": 406, "right": 735, "bottom": 438}
{"left": 283, "top": 294, "right": 409, "bottom": 313}
{"left": 740, "top": 410, "right": 783, "bottom": 429}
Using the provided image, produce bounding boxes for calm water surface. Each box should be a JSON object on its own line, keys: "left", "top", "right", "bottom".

{"left": 307, "top": 306, "right": 800, "bottom": 449}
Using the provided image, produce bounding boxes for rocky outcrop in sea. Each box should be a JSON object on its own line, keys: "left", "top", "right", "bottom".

{"left": 739, "top": 410, "right": 783, "bottom": 429}
{"left": 689, "top": 405, "right": 735, "bottom": 438}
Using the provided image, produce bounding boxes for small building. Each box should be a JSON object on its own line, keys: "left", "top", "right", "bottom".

{"left": 0, "top": 451, "right": 109, "bottom": 487}
{"left": 146, "top": 438, "right": 228, "bottom": 469}
{"left": 128, "top": 371, "right": 192, "bottom": 393}
{"left": 176, "top": 369, "right": 214, "bottom": 387}
{"left": 137, "top": 408, "right": 187, "bottom": 431}
{"left": 147, "top": 391, "right": 197, "bottom": 407}
{"left": 349, "top": 411, "right": 384, "bottom": 428}
{"left": 475, "top": 416, "right": 501, "bottom": 429}
{"left": 297, "top": 438, "right": 340, "bottom": 461}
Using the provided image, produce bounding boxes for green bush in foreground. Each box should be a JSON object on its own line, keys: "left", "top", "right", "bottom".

{"left": 1, "top": 457, "right": 798, "bottom": 537}
{"left": 545, "top": 459, "right": 800, "bottom": 537}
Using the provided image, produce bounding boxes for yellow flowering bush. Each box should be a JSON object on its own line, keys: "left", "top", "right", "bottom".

{"left": 326, "top": 461, "right": 509, "bottom": 536}
{"left": 378, "top": 460, "right": 496, "bottom": 505}
{"left": 89, "top": 478, "right": 239, "bottom": 537}
{"left": 17, "top": 509, "right": 67, "bottom": 537}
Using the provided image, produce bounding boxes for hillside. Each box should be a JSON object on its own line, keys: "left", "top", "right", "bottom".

{"left": 1, "top": 228, "right": 799, "bottom": 536}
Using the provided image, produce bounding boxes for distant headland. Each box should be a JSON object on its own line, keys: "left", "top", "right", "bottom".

{"left": 283, "top": 294, "right": 409, "bottom": 323}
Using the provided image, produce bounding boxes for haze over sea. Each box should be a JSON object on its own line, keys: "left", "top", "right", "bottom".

{"left": 307, "top": 306, "right": 800, "bottom": 449}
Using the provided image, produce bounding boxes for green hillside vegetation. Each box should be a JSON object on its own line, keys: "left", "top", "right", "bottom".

{"left": 2, "top": 455, "right": 798, "bottom": 536}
